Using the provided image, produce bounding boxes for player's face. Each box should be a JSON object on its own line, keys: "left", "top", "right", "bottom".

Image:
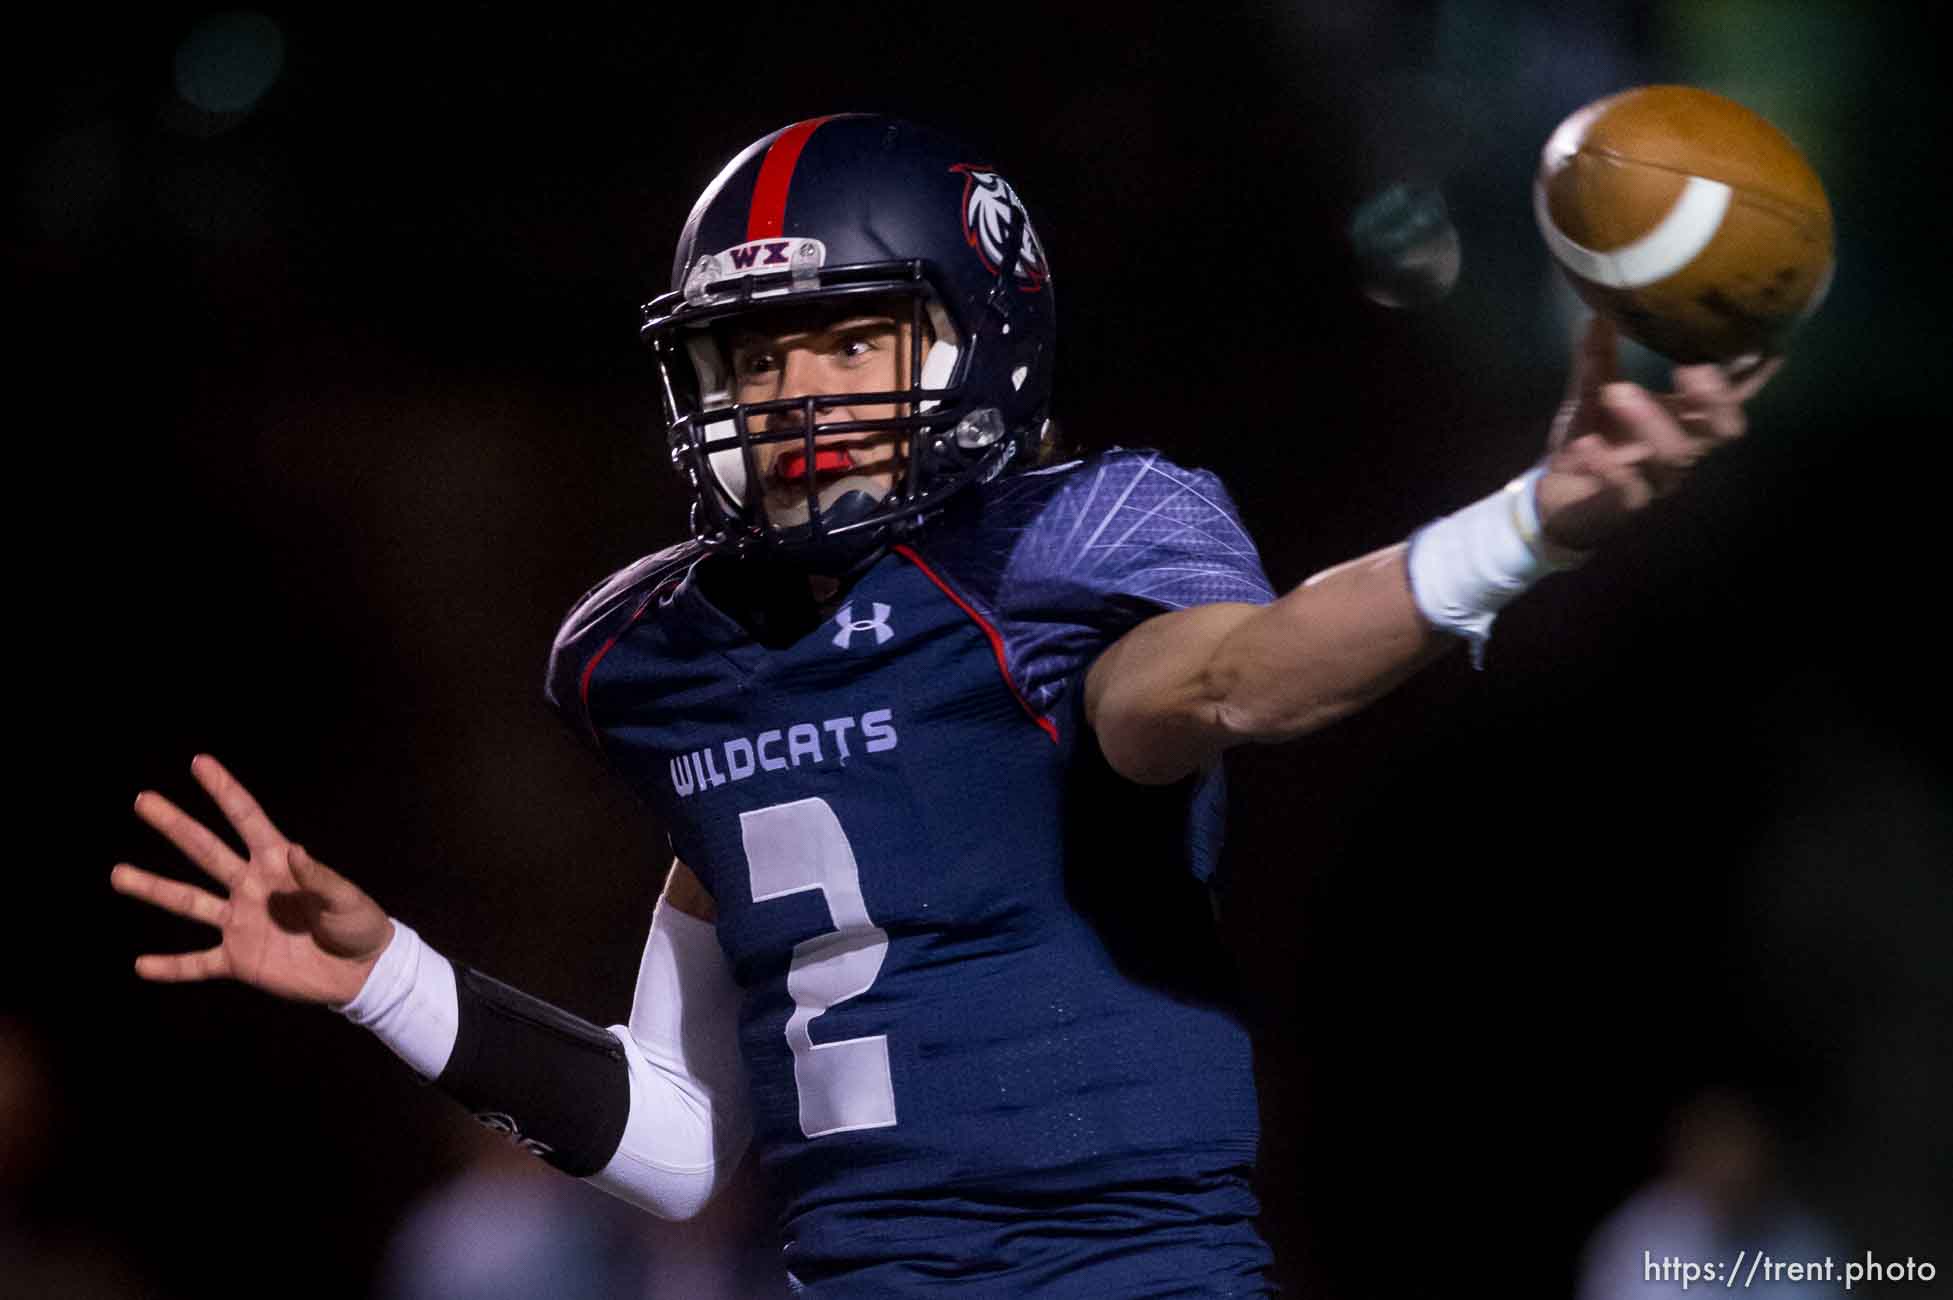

{"left": 723, "top": 301, "right": 921, "bottom": 528}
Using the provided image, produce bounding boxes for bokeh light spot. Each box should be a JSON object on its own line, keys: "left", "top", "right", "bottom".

{"left": 1349, "top": 183, "right": 1461, "bottom": 310}
{"left": 173, "top": 12, "right": 285, "bottom": 116}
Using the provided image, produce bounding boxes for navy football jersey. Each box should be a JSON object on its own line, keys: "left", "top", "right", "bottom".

{"left": 547, "top": 449, "right": 1278, "bottom": 1296}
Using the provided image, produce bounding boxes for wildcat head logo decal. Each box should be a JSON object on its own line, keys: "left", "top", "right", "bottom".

{"left": 951, "top": 165, "right": 1048, "bottom": 291}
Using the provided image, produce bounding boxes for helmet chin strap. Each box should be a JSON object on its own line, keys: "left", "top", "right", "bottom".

{"left": 772, "top": 489, "right": 886, "bottom": 573}
{"left": 806, "top": 487, "right": 878, "bottom": 530}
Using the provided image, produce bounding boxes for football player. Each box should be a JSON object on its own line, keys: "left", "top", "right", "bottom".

{"left": 112, "top": 115, "right": 1778, "bottom": 1296}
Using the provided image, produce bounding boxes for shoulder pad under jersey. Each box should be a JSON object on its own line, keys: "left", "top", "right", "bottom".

{"left": 544, "top": 539, "right": 707, "bottom": 750}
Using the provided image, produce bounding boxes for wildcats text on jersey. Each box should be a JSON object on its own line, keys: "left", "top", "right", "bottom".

{"left": 668, "top": 708, "right": 898, "bottom": 798}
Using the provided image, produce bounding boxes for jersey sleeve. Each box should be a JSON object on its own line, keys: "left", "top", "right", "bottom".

{"left": 916, "top": 447, "right": 1276, "bottom": 721}
{"left": 1007, "top": 445, "right": 1274, "bottom": 624}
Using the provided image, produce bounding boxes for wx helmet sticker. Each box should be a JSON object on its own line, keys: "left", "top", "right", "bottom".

{"left": 684, "top": 238, "right": 827, "bottom": 304}
{"left": 950, "top": 165, "right": 1048, "bottom": 291}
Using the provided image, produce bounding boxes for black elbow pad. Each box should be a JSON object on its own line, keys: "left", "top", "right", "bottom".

{"left": 436, "top": 966, "right": 631, "bottom": 1177}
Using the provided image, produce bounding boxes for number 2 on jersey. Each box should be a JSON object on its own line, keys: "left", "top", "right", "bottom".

{"left": 741, "top": 797, "right": 898, "bottom": 1138}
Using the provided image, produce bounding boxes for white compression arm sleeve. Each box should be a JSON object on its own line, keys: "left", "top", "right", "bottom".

{"left": 339, "top": 899, "right": 751, "bottom": 1221}
{"left": 588, "top": 898, "right": 753, "bottom": 1220}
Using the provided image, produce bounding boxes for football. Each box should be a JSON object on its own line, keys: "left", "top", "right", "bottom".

{"left": 1534, "top": 85, "right": 1833, "bottom": 364}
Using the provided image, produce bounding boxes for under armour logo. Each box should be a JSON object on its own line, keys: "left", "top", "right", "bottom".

{"left": 831, "top": 602, "right": 893, "bottom": 649}
{"left": 473, "top": 1111, "right": 554, "bottom": 1158}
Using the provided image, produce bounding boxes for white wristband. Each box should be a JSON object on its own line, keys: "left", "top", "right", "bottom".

{"left": 1407, "top": 466, "right": 1587, "bottom": 663}
{"left": 1505, "top": 464, "right": 1590, "bottom": 572}
{"left": 338, "top": 919, "right": 459, "bottom": 1080}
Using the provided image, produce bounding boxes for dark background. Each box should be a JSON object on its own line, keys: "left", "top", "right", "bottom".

{"left": 15, "top": 3, "right": 1946, "bottom": 1296}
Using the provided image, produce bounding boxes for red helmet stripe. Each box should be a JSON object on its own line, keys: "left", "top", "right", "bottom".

{"left": 746, "top": 116, "right": 835, "bottom": 241}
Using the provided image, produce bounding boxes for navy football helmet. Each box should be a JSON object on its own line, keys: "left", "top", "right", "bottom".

{"left": 640, "top": 115, "right": 1055, "bottom": 563}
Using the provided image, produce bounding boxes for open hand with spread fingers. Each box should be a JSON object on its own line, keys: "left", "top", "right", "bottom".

{"left": 1534, "top": 315, "right": 1784, "bottom": 552}
{"left": 111, "top": 754, "right": 392, "bottom": 1006}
